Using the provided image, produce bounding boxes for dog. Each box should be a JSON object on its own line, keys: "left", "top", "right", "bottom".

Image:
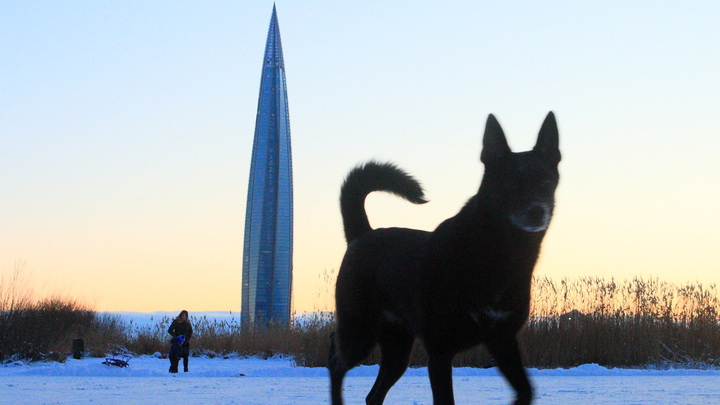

{"left": 328, "top": 112, "right": 560, "bottom": 405}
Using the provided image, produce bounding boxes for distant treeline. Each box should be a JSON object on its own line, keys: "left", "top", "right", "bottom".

{"left": 1, "top": 274, "right": 718, "bottom": 369}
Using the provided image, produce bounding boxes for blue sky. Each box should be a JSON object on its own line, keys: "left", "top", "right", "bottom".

{"left": 1, "top": 1, "right": 718, "bottom": 311}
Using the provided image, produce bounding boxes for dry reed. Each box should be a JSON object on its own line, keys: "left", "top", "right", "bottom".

{"left": 2, "top": 272, "right": 718, "bottom": 369}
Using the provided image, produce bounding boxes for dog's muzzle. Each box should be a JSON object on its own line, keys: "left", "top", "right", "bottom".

{"left": 510, "top": 203, "right": 551, "bottom": 232}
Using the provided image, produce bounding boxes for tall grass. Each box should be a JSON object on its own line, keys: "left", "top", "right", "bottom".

{"left": 0, "top": 263, "right": 111, "bottom": 361}
{"left": 523, "top": 276, "right": 720, "bottom": 368}
{"left": 2, "top": 268, "right": 718, "bottom": 369}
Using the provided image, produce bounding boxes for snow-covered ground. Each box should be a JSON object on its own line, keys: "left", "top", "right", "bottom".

{"left": 2, "top": 355, "right": 719, "bottom": 404}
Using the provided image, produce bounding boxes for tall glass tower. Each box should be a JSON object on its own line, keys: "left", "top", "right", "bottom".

{"left": 242, "top": 5, "right": 293, "bottom": 326}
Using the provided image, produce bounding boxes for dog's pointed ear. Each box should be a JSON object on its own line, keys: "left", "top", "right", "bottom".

{"left": 481, "top": 114, "right": 510, "bottom": 164}
{"left": 534, "top": 111, "right": 561, "bottom": 164}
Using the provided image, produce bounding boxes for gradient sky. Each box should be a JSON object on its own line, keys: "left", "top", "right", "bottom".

{"left": 2, "top": 1, "right": 718, "bottom": 312}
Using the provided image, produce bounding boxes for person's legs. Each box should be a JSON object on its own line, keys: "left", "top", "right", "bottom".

{"left": 182, "top": 344, "right": 189, "bottom": 372}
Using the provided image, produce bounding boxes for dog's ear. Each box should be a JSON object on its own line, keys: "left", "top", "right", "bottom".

{"left": 481, "top": 114, "right": 510, "bottom": 164}
{"left": 534, "top": 111, "right": 561, "bottom": 164}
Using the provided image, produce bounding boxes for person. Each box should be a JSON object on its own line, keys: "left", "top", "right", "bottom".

{"left": 168, "top": 310, "right": 193, "bottom": 373}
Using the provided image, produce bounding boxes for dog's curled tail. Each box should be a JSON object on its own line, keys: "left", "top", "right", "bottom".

{"left": 340, "top": 161, "right": 427, "bottom": 243}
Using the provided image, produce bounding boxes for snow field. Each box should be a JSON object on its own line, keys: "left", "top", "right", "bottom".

{"left": 2, "top": 356, "right": 719, "bottom": 404}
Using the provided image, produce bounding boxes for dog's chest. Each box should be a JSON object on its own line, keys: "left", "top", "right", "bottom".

{"left": 466, "top": 291, "right": 525, "bottom": 332}
{"left": 469, "top": 307, "right": 514, "bottom": 330}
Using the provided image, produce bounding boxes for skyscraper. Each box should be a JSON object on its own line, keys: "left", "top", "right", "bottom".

{"left": 241, "top": 5, "right": 293, "bottom": 326}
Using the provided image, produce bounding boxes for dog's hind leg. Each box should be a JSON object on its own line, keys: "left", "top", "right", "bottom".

{"left": 485, "top": 335, "right": 533, "bottom": 405}
{"left": 365, "top": 323, "right": 414, "bottom": 405}
{"left": 329, "top": 322, "right": 378, "bottom": 405}
{"left": 328, "top": 331, "right": 355, "bottom": 405}
{"left": 427, "top": 352, "right": 456, "bottom": 405}
{"left": 328, "top": 332, "right": 345, "bottom": 404}
{"left": 329, "top": 354, "right": 349, "bottom": 405}
{"left": 329, "top": 367, "right": 347, "bottom": 405}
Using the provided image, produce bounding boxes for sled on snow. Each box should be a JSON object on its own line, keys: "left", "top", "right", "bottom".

{"left": 102, "top": 354, "right": 132, "bottom": 368}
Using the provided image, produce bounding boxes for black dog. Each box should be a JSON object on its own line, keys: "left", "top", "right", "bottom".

{"left": 328, "top": 112, "right": 560, "bottom": 405}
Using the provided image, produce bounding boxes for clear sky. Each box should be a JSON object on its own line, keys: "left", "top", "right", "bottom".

{"left": 2, "top": 1, "right": 718, "bottom": 313}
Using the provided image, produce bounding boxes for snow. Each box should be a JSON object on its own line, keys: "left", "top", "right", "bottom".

{"left": 2, "top": 356, "right": 719, "bottom": 404}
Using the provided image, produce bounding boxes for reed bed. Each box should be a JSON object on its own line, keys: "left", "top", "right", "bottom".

{"left": 2, "top": 273, "right": 718, "bottom": 369}
{"left": 524, "top": 276, "right": 720, "bottom": 368}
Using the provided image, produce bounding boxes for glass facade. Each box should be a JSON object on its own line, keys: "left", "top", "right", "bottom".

{"left": 241, "top": 6, "right": 293, "bottom": 326}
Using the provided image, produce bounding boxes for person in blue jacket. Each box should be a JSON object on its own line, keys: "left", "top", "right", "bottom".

{"left": 168, "top": 310, "right": 193, "bottom": 373}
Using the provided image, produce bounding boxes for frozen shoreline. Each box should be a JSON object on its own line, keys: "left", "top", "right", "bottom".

{"left": 3, "top": 355, "right": 720, "bottom": 378}
{"left": 2, "top": 356, "right": 719, "bottom": 404}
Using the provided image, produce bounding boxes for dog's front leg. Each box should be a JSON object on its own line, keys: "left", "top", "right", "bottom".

{"left": 427, "top": 353, "right": 455, "bottom": 405}
{"left": 485, "top": 335, "right": 533, "bottom": 405}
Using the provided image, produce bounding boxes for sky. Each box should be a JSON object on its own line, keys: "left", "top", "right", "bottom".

{"left": 1, "top": 1, "right": 718, "bottom": 313}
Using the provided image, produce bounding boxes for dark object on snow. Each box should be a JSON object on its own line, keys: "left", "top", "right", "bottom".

{"left": 102, "top": 354, "right": 131, "bottom": 368}
{"left": 72, "top": 338, "right": 84, "bottom": 359}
